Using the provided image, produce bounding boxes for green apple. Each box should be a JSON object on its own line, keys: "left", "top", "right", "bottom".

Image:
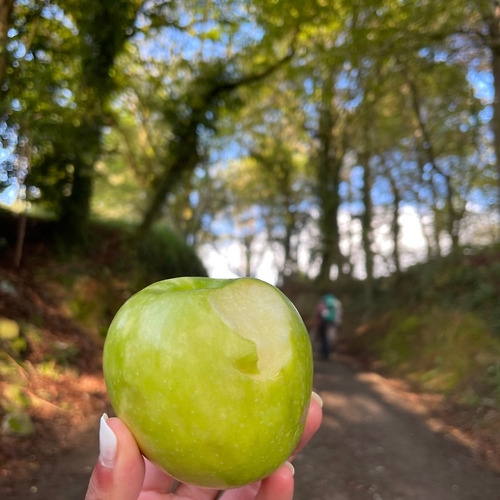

{"left": 103, "top": 276, "right": 313, "bottom": 489}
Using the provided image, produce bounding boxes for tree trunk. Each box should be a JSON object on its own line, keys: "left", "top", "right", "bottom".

{"left": 58, "top": 122, "right": 99, "bottom": 244}
{"left": 445, "top": 174, "right": 462, "bottom": 253}
{"left": 243, "top": 235, "right": 252, "bottom": 278}
{"left": 315, "top": 72, "right": 345, "bottom": 284}
{"left": 0, "top": 0, "right": 14, "bottom": 90}
{"left": 282, "top": 208, "right": 296, "bottom": 279}
{"left": 280, "top": 165, "right": 300, "bottom": 281}
{"left": 389, "top": 174, "right": 402, "bottom": 276}
{"left": 486, "top": 2, "right": 500, "bottom": 211}
{"left": 359, "top": 150, "right": 374, "bottom": 304}
{"left": 57, "top": 1, "right": 141, "bottom": 245}
{"left": 139, "top": 52, "right": 297, "bottom": 237}
{"left": 406, "top": 70, "right": 459, "bottom": 257}
{"left": 139, "top": 121, "right": 200, "bottom": 237}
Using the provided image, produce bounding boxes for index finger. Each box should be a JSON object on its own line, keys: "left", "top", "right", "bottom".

{"left": 292, "top": 391, "right": 323, "bottom": 459}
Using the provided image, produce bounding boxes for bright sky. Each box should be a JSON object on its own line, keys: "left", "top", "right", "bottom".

{"left": 200, "top": 204, "right": 434, "bottom": 285}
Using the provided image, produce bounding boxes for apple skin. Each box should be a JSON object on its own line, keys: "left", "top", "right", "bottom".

{"left": 103, "top": 277, "right": 313, "bottom": 489}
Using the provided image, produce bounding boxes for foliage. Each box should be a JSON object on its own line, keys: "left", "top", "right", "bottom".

{"left": 374, "top": 308, "right": 500, "bottom": 404}
{"left": 0, "top": 209, "right": 207, "bottom": 291}
{"left": 381, "top": 245, "right": 500, "bottom": 333}
{"left": 67, "top": 218, "right": 209, "bottom": 289}
{"left": 135, "top": 223, "right": 208, "bottom": 283}
{"left": 0, "top": 211, "right": 208, "bottom": 430}
{"left": 349, "top": 245, "right": 500, "bottom": 411}
{"left": 0, "top": 0, "right": 498, "bottom": 278}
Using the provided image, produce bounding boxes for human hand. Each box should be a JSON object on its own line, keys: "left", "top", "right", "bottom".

{"left": 85, "top": 392, "right": 323, "bottom": 500}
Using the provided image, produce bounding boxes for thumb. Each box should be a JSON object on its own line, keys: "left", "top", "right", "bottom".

{"left": 85, "top": 414, "right": 145, "bottom": 500}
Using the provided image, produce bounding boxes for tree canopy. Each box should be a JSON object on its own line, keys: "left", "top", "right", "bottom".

{"left": 0, "top": 0, "right": 498, "bottom": 287}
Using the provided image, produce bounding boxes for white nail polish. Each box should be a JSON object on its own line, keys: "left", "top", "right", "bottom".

{"left": 99, "top": 413, "right": 117, "bottom": 468}
{"left": 284, "top": 461, "right": 295, "bottom": 476}
{"left": 311, "top": 391, "right": 323, "bottom": 408}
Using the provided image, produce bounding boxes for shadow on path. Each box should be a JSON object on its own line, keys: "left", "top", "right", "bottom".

{"left": 294, "top": 357, "right": 500, "bottom": 500}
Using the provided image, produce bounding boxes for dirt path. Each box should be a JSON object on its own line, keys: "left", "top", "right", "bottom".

{"left": 294, "top": 358, "right": 500, "bottom": 500}
{"left": 6, "top": 357, "right": 500, "bottom": 500}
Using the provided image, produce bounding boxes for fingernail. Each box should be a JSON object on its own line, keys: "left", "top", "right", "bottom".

{"left": 284, "top": 461, "right": 295, "bottom": 476}
{"left": 99, "top": 413, "right": 117, "bottom": 468}
{"left": 311, "top": 391, "right": 323, "bottom": 408}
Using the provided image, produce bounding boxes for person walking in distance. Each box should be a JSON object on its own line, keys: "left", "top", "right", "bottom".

{"left": 315, "top": 293, "right": 341, "bottom": 360}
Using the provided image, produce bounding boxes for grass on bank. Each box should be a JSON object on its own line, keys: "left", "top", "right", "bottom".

{"left": 348, "top": 245, "right": 500, "bottom": 412}
{"left": 0, "top": 211, "right": 208, "bottom": 436}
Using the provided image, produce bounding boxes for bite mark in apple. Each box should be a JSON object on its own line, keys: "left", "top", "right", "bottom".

{"left": 208, "top": 278, "right": 292, "bottom": 379}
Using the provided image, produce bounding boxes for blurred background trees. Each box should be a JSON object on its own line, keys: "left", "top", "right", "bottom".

{"left": 1, "top": 2, "right": 500, "bottom": 457}
{"left": 0, "top": 0, "right": 498, "bottom": 287}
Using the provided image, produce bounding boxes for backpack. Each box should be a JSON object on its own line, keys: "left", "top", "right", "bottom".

{"left": 321, "top": 294, "right": 336, "bottom": 323}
